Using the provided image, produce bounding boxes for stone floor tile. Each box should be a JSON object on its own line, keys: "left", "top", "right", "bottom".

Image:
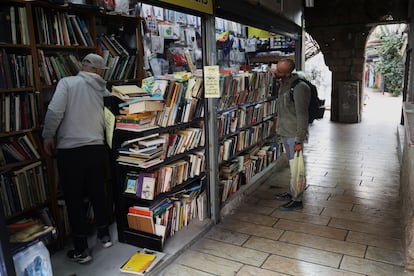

{"left": 328, "top": 217, "right": 402, "bottom": 237}
{"left": 322, "top": 206, "right": 401, "bottom": 227}
{"left": 262, "top": 254, "right": 362, "bottom": 276}
{"left": 176, "top": 250, "right": 244, "bottom": 276}
{"left": 340, "top": 255, "right": 406, "bottom": 275}
{"left": 205, "top": 226, "right": 250, "bottom": 246}
{"left": 274, "top": 219, "right": 347, "bottom": 240}
{"left": 231, "top": 210, "right": 278, "bottom": 227}
{"left": 193, "top": 238, "right": 269, "bottom": 266}
{"left": 351, "top": 204, "right": 401, "bottom": 218}
{"left": 236, "top": 265, "right": 288, "bottom": 276}
{"left": 160, "top": 264, "right": 215, "bottom": 276}
{"left": 237, "top": 204, "right": 275, "bottom": 216}
{"left": 366, "top": 246, "right": 405, "bottom": 266}
{"left": 244, "top": 236, "right": 343, "bottom": 268}
{"left": 279, "top": 231, "right": 366, "bottom": 257}
{"left": 219, "top": 218, "right": 284, "bottom": 241}
{"left": 347, "top": 231, "right": 403, "bottom": 251}
{"left": 271, "top": 209, "right": 331, "bottom": 226}
{"left": 304, "top": 197, "right": 354, "bottom": 211}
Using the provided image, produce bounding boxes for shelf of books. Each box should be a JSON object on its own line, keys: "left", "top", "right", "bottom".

{"left": 217, "top": 68, "right": 282, "bottom": 208}
{"left": 0, "top": 2, "right": 57, "bottom": 265}
{"left": 0, "top": 1, "right": 145, "bottom": 268}
{"left": 108, "top": 73, "right": 209, "bottom": 252}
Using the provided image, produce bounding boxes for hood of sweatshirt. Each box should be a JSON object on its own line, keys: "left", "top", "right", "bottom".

{"left": 78, "top": 70, "right": 108, "bottom": 94}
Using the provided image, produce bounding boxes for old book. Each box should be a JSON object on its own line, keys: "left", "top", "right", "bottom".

{"left": 124, "top": 172, "right": 139, "bottom": 194}
{"left": 127, "top": 213, "right": 154, "bottom": 234}
{"left": 122, "top": 100, "right": 165, "bottom": 115}
{"left": 120, "top": 250, "right": 157, "bottom": 275}
{"left": 138, "top": 173, "right": 156, "bottom": 200}
{"left": 112, "top": 85, "right": 148, "bottom": 100}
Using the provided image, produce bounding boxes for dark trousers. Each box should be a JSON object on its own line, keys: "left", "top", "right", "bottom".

{"left": 57, "top": 145, "right": 110, "bottom": 252}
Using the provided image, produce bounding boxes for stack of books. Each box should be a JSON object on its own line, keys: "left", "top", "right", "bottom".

{"left": 117, "top": 134, "right": 167, "bottom": 168}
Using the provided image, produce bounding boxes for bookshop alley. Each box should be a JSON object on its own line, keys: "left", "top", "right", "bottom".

{"left": 1, "top": 0, "right": 414, "bottom": 275}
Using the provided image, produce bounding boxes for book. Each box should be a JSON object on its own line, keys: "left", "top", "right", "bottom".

{"left": 120, "top": 248, "right": 165, "bottom": 275}
{"left": 122, "top": 100, "right": 165, "bottom": 115}
{"left": 127, "top": 213, "right": 154, "bottom": 234}
{"left": 0, "top": 6, "right": 12, "bottom": 43}
{"left": 112, "top": 85, "right": 149, "bottom": 100}
{"left": 124, "top": 172, "right": 139, "bottom": 194}
{"left": 138, "top": 173, "right": 156, "bottom": 200}
{"left": 128, "top": 206, "right": 152, "bottom": 217}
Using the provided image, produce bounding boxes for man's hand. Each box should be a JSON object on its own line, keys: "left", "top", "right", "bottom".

{"left": 43, "top": 140, "right": 55, "bottom": 157}
{"left": 294, "top": 142, "right": 303, "bottom": 152}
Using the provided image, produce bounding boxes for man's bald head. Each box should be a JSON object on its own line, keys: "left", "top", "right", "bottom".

{"left": 278, "top": 59, "right": 295, "bottom": 74}
{"left": 272, "top": 58, "right": 296, "bottom": 80}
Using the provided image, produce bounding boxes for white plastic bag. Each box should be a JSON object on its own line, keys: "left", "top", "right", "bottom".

{"left": 290, "top": 150, "right": 306, "bottom": 198}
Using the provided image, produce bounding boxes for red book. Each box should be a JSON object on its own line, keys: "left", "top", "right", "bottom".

{"left": 128, "top": 206, "right": 152, "bottom": 217}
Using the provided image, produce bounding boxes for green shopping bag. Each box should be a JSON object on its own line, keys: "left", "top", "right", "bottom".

{"left": 290, "top": 150, "right": 306, "bottom": 198}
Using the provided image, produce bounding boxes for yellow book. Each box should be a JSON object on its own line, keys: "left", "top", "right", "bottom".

{"left": 120, "top": 251, "right": 156, "bottom": 275}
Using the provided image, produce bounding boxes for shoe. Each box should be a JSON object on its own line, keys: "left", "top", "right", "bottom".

{"left": 99, "top": 235, "right": 113, "bottom": 248}
{"left": 67, "top": 249, "right": 92, "bottom": 264}
{"left": 274, "top": 192, "right": 292, "bottom": 201}
{"left": 279, "top": 200, "right": 303, "bottom": 211}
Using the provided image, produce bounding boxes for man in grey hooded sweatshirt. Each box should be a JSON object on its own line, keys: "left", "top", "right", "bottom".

{"left": 42, "top": 53, "right": 112, "bottom": 264}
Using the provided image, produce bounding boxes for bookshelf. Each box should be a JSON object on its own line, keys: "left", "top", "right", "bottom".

{"left": 217, "top": 69, "right": 282, "bottom": 208}
{"left": 109, "top": 75, "right": 209, "bottom": 251}
{"left": 0, "top": 1, "right": 144, "bottom": 269}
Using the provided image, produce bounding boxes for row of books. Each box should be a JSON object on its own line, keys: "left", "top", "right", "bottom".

{"left": 113, "top": 77, "right": 204, "bottom": 131}
{"left": 156, "top": 77, "right": 204, "bottom": 128}
{"left": 7, "top": 207, "right": 56, "bottom": 246}
{"left": 0, "top": 49, "right": 34, "bottom": 89}
{"left": 98, "top": 34, "right": 137, "bottom": 81}
{"left": 118, "top": 124, "right": 205, "bottom": 165}
{"left": 0, "top": 6, "right": 30, "bottom": 45}
{"left": 33, "top": 7, "right": 93, "bottom": 46}
{"left": 220, "top": 143, "right": 280, "bottom": 202}
{"left": 218, "top": 99, "right": 277, "bottom": 138}
{"left": 219, "top": 119, "right": 276, "bottom": 162}
{"left": 37, "top": 49, "right": 81, "bottom": 86}
{"left": 0, "top": 161, "right": 48, "bottom": 217}
{"left": 0, "top": 91, "right": 42, "bottom": 133}
{"left": 122, "top": 151, "right": 205, "bottom": 198}
{"left": 0, "top": 134, "right": 41, "bottom": 166}
{"left": 219, "top": 70, "right": 273, "bottom": 111}
{"left": 126, "top": 183, "right": 206, "bottom": 243}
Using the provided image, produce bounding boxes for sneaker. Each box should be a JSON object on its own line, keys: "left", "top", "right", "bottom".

{"left": 99, "top": 235, "right": 113, "bottom": 248}
{"left": 279, "top": 200, "right": 303, "bottom": 211}
{"left": 67, "top": 249, "right": 92, "bottom": 264}
{"left": 274, "top": 192, "right": 292, "bottom": 201}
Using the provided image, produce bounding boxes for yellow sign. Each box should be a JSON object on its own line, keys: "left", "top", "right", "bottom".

{"left": 159, "top": 0, "right": 213, "bottom": 15}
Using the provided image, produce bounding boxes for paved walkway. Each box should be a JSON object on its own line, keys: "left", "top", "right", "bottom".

{"left": 160, "top": 89, "right": 410, "bottom": 275}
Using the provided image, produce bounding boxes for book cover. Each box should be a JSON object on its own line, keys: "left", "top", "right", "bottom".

{"left": 120, "top": 248, "right": 166, "bottom": 275}
{"left": 0, "top": 7, "right": 12, "bottom": 43}
{"left": 127, "top": 213, "right": 154, "bottom": 234}
{"left": 123, "top": 100, "right": 165, "bottom": 115}
{"left": 128, "top": 206, "right": 152, "bottom": 217}
{"left": 137, "top": 173, "right": 155, "bottom": 199}
{"left": 124, "top": 172, "right": 139, "bottom": 194}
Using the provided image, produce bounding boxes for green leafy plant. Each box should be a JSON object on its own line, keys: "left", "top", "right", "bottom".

{"left": 374, "top": 30, "right": 404, "bottom": 96}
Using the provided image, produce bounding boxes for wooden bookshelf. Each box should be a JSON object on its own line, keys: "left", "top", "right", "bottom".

{"left": 0, "top": 1, "right": 144, "bottom": 267}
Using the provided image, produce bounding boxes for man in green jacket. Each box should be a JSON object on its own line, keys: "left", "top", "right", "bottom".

{"left": 272, "top": 58, "right": 311, "bottom": 211}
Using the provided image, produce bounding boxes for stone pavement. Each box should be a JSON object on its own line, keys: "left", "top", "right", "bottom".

{"left": 160, "top": 89, "right": 410, "bottom": 275}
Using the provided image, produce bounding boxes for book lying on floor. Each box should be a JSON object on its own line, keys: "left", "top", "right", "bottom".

{"left": 120, "top": 248, "right": 166, "bottom": 275}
